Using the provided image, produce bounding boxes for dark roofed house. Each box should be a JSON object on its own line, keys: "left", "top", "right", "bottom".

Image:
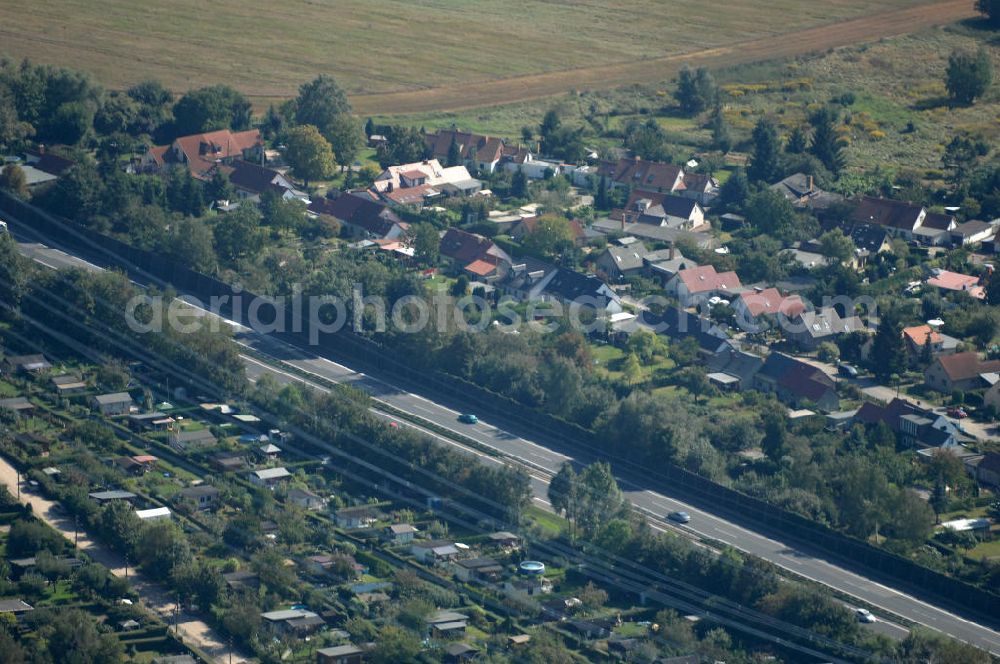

{"left": 679, "top": 171, "right": 719, "bottom": 205}
{"left": 223, "top": 160, "right": 305, "bottom": 203}
{"left": 951, "top": 219, "right": 996, "bottom": 246}
{"left": 92, "top": 392, "right": 133, "bottom": 416}
{"left": 4, "top": 354, "right": 51, "bottom": 373}
{"left": 785, "top": 307, "right": 865, "bottom": 350}
{"left": 974, "top": 452, "right": 1000, "bottom": 488}
{"left": 610, "top": 190, "right": 706, "bottom": 231}
{"left": 707, "top": 346, "right": 764, "bottom": 392}
{"left": 849, "top": 196, "right": 955, "bottom": 244}
{"left": 334, "top": 505, "right": 381, "bottom": 529}
{"left": 309, "top": 192, "right": 409, "bottom": 240}
{"left": 0, "top": 397, "right": 34, "bottom": 416}
{"left": 542, "top": 270, "right": 623, "bottom": 314}
{"left": 753, "top": 353, "right": 839, "bottom": 411}
{"left": 316, "top": 644, "right": 364, "bottom": 664}
{"left": 169, "top": 428, "right": 217, "bottom": 451}
{"left": 88, "top": 490, "right": 137, "bottom": 504}
{"left": 925, "top": 352, "right": 1000, "bottom": 393}
{"left": 444, "top": 642, "right": 478, "bottom": 663}
{"left": 176, "top": 484, "right": 221, "bottom": 510}
{"left": 599, "top": 157, "right": 685, "bottom": 193}
{"left": 853, "top": 397, "right": 963, "bottom": 448}
{"left": 0, "top": 599, "right": 34, "bottom": 618}
{"left": 452, "top": 556, "right": 503, "bottom": 583}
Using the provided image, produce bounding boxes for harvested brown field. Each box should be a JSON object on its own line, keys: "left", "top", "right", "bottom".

{"left": 0, "top": 0, "right": 975, "bottom": 115}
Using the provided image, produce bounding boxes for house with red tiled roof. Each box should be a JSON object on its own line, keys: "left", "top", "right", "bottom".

{"left": 665, "top": 265, "right": 742, "bottom": 307}
{"left": 141, "top": 129, "right": 263, "bottom": 180}
{"left": 925, "top": 352, "right": 1000, "bottom": 393}
{"left": 439, "top": 228, "right": 512, "bottom": 283}
{"left": 599, "top": 157, "right": 685, "bottom": 194}
{"left": 753, "top": 352, "right": 839, "bottom": 412}
{"left": 308, "top": 193, "right": 408, "bottom": 240}
{"left": 732, "top": 288, "right": 805, "bottom": 333}
{"left": 926, "top": 269, "right": 984, "bottom": 299}
{"left": 902, "top": 324, "right": 959, "bottom": 358}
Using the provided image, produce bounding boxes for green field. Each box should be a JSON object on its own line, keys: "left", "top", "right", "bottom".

{"left": 0, "top": 0, "right": 938, "bottom": 106}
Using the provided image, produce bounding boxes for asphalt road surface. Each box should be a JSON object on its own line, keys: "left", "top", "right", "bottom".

{"left": 8, "top": 221, "right": 1000, "bottom": 655}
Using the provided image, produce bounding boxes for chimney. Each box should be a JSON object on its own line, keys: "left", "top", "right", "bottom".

{"left": 621, "top": 215, "right": 626, "bottom": 232}
{"left": 808, "top": 175, "right": 814, "bottom": 192}
{"left": 669, "top": 242, "right": 676, "bottom": 260}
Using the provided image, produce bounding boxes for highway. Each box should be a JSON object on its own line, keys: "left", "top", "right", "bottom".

{"left": 7, "top": 221, "right": 1000, "bottom": 655}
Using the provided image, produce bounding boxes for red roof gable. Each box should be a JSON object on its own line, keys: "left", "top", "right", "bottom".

{"left": 677, "top": 265, "right": 741, "bottom": 294}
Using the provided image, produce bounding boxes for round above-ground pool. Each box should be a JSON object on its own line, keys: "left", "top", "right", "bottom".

{"left": 519, "top": 560, "right": 545, "bottom": 576}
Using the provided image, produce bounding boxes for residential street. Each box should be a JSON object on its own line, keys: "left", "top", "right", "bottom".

{"left": 0, "top": 455, "right": 250, "bottom": 664}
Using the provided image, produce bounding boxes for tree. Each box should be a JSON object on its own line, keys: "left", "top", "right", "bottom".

{"left": 168, "top": 218, "right": 217, "bottom": 273}
{"left": 521, "top": 214, "right": 576, "bottom": 257}
{"left": 709, "top": 104, "right": 731, "bottom": 153}
{"left": 978, "top": 0, "right": 1000, "bottom": 27}
{"left": 675, "top": 66, "right": 717, "bottom": 114}
{"left": 718, "top": 167, "right": 749, "bottom": 211}
{"left": 0, "top": 163, "right": 28, "bottom": 198}
{"left": 786, "top": 125, "right": 808, "bottom": 154}
{"left": 748, "top": 117, "right": 781, "bottom": 183}
{"left": 377, "top": 125, "right": 428, "bottom": 167}
{"left": 206, "top": 167, "right": 233, "bottom": 203}
{"left": 511, "top": 167, "right": 529, "bottom": 199}
{"left": 294, "top": 74, "right": 351, "bottom": 136}
{"left": 744, "top": 189, "right": 797, "bottom": 236}
{"left": 412, "top": 223, "right": 440, "bottom": 266}
{"left": 326, "top": 113, "right": 363, "bottom": 170}
{"left": 575, "top": 462, "right": 629, "bottom": 538}
{"left": 943, "top": 134, "right": 980, "bottom": 186}
{"left": 809, "top": 107, "right": 846, "bottom": 176}
{"left": 578, "top": 581, "right": 609, "bottom": 611}
{"left": 283, "top": 124, "right": 334, "bottom": 186}
{"left": 97, "top": 501, "right": 142, "bottom": 553}
{"left": 871, "top": 309, "right": 907, "bottom": 382}
{"left": 622, "top": 352, "right": 643, "bottom": 385}
{"left": 369, "top": 625, "right": 421, "bottom": 664}
{"left": 42, "top": 608, "right": 124, "bottom": 664}
{"left": 213, "top": 204, "right": 265, "bottom": 263}
{"left": 260, "top": 189, "right": 305, "bottom": 232}
{"left": 818, "top": 229, "right": 854, "bottom": 264}
{"left": 623, "top": 117, "right": 671, "bottom": 161}
{"left": 47, "top": 101, "right": 94, "bottom": 144}
{"left": 173, "top": 85, "right": 251, "bottom": 134}
{"left": 446, "top": 135, "right": 461, "bottom": 167}
{"left": 946, "top": 48, "right": 993, "bottom": 106}
{"left": 136, "top": 521, "right": 191, "bottom": 579}
{"left": 548, "top": 462, "right": 578, "bottom": 521}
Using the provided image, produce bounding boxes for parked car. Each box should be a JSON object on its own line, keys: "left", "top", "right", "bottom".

{"left": 837, "top": 363, "right": 859, "bottom": 379}
{"left": 458, "top": 413, "right": 479, "bottom": 424}
{"left": 667, "top": 511, "right": 691, "bottom": 524}
{"left": 856, "top": 608, "right": 877, "bottom": 623}
{"left": 946, "top": 406, "right": 968, "bottom": 419}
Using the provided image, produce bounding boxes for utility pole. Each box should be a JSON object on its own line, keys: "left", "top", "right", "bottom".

{"left": 15, "top": 469, "right": 19, "bottom": 500}
{"left": 124, "top": 553, "right": 128, "bottom": 579}
{"left": 74, "top": 514, "right": 79, "bottom": 548}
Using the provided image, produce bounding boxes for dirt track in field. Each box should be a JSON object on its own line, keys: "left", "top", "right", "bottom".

{"left": 347, "top": 0, "right": 977, "bottom": 115}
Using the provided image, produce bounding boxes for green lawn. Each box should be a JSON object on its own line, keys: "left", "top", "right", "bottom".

{"left": 526, "top": 505, "right": 565, "bottom": 536}
{"left": 0, "top": 381, "right": 20, "bottom": 398}
{"left": 969, "top": 537, "right": 1000, "bottom": 561}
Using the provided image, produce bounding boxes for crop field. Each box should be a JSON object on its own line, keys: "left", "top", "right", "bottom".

{"left": 0, "top": 0, "right": 973, "bottom": 114}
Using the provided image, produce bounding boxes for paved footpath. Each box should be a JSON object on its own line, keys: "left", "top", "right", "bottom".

{"left": 0, "top": 455, "right": 252, "bottom": 663}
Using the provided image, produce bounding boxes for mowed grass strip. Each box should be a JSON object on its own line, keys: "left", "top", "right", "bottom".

{"left": 0, "top": 0, "right": 939, "bottom": 104}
